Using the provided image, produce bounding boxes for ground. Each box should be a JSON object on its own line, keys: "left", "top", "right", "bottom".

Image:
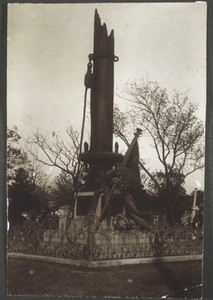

{"left": 8, "top": 258, "right": 202, "bottom": 298}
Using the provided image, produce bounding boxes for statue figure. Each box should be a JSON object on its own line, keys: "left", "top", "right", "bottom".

{"left": 84, "top": 129, "right": 151, "bottom": 231}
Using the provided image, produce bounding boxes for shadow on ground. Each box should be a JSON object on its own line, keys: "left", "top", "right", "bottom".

{"left": 153, "top": 259, "right": 202, "bottom": 298}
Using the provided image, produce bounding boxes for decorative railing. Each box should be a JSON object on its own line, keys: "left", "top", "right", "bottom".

{"left": 8, "top": 220, "right": 89, "bottom": 259}
{"left": 8, "top": 218, "right": 203, "bottom": 261}
{"left": 92, "top": 227, "right": 202, "bottom": 260}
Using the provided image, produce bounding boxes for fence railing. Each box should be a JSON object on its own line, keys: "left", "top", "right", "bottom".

{"left": 8, "top": 219, "right": 203, "bottom": 261}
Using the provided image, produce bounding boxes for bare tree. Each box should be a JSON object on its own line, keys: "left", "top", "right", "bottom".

{"left": 116, "top": 79, "right": 204, "bottom": 224}
{"left": 28, "top": 160, "right": 50, "bottom": 189}
{"left": 26, "top": 126, "right": 82, "bottom": 189}
{"left": 113, "top": 105, "right": 131, "bottom": 147}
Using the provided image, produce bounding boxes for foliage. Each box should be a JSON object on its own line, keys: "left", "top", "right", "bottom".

{"left": 7, "top": 126, "right": 28, "bottom": 184}
{"left": 146, "top": 169, "right": 189, "bottom": 223}
{"left": 50, "top": 171, "right": 74, "bottom": 209}
{"left": 8, "top": 167, "right": 37, "bottom": 225}
{"left": 147, "top": 169, "right": 186, "bottom": 197}
{"left": 7, "top": 127, "right": 50, "bottom": 226}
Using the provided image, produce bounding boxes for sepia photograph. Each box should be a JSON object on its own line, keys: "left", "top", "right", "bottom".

{"left": 7, "top": 3, "right": 206, "bottom": 298}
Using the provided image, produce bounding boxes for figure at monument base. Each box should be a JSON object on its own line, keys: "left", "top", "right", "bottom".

{"left": 73, "top": 129, "right": 151, "bottom": 231}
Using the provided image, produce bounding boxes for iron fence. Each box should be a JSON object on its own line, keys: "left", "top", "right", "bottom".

{"left": 8, "top": 220, "right": 89, "bottom": 259}
{"left": 8, "top": 219, "right": 203, "bottom": 261}
{"left": 92, "top": 227, "right": 202, "bottom": 260}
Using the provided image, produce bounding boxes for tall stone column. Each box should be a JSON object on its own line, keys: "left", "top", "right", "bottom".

{"left": 90, "top": 9, "right": 115, "bottom": 153}
{"left": 80, "top": 10, "right": 123, "bottom": 188}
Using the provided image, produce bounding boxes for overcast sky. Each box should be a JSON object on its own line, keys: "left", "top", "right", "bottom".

{"left": 7, "top": 3, "right": 206, "bottom": 192}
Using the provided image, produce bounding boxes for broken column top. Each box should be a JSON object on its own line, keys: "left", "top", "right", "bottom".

{"left": 94, "top": 9, "right": 114, "bottom": 57}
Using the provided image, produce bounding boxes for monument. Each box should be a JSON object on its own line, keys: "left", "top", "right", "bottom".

{"left": 72, "top": 10, "right": 150, "bottom": 231}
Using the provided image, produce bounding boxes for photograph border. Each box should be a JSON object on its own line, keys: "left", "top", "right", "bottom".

{"left": 1, "top": 1, "right": 212, "bottom": 299}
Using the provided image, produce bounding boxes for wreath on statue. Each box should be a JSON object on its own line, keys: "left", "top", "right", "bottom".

{"left": 112, "top": 214, "right": 135, "bottom": 231}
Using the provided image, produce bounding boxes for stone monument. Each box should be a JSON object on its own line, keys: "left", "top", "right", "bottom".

{"left": 73, "top": 10, "right": 150, "bottom": 231}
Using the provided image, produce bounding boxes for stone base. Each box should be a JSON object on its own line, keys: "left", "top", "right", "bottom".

{"left": 8, "top": 252, "right": 202, "bottom": 268}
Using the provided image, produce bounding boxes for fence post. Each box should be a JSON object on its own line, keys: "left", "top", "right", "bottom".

{"left": 87, "top": 211, "right": 95, "bottom": 260}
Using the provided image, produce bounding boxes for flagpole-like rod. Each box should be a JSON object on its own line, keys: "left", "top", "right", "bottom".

{"left": 123, "top": 128, "right": 142, "bottom": 165}
{"left": 190, "top": 188, "right": 197, "bottom": 224}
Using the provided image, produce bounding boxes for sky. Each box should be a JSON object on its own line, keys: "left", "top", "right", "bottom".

{"left": 7, "top": 3, "right": 206, "bottom": 192}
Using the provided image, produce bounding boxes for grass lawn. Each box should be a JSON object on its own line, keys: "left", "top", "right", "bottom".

{"left": 7, "top": 257, "right": 202, "bottom": 298}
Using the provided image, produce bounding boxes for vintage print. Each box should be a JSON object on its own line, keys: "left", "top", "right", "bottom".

{"left": 7, "top": 3, "right": 206, "bottom": 298}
